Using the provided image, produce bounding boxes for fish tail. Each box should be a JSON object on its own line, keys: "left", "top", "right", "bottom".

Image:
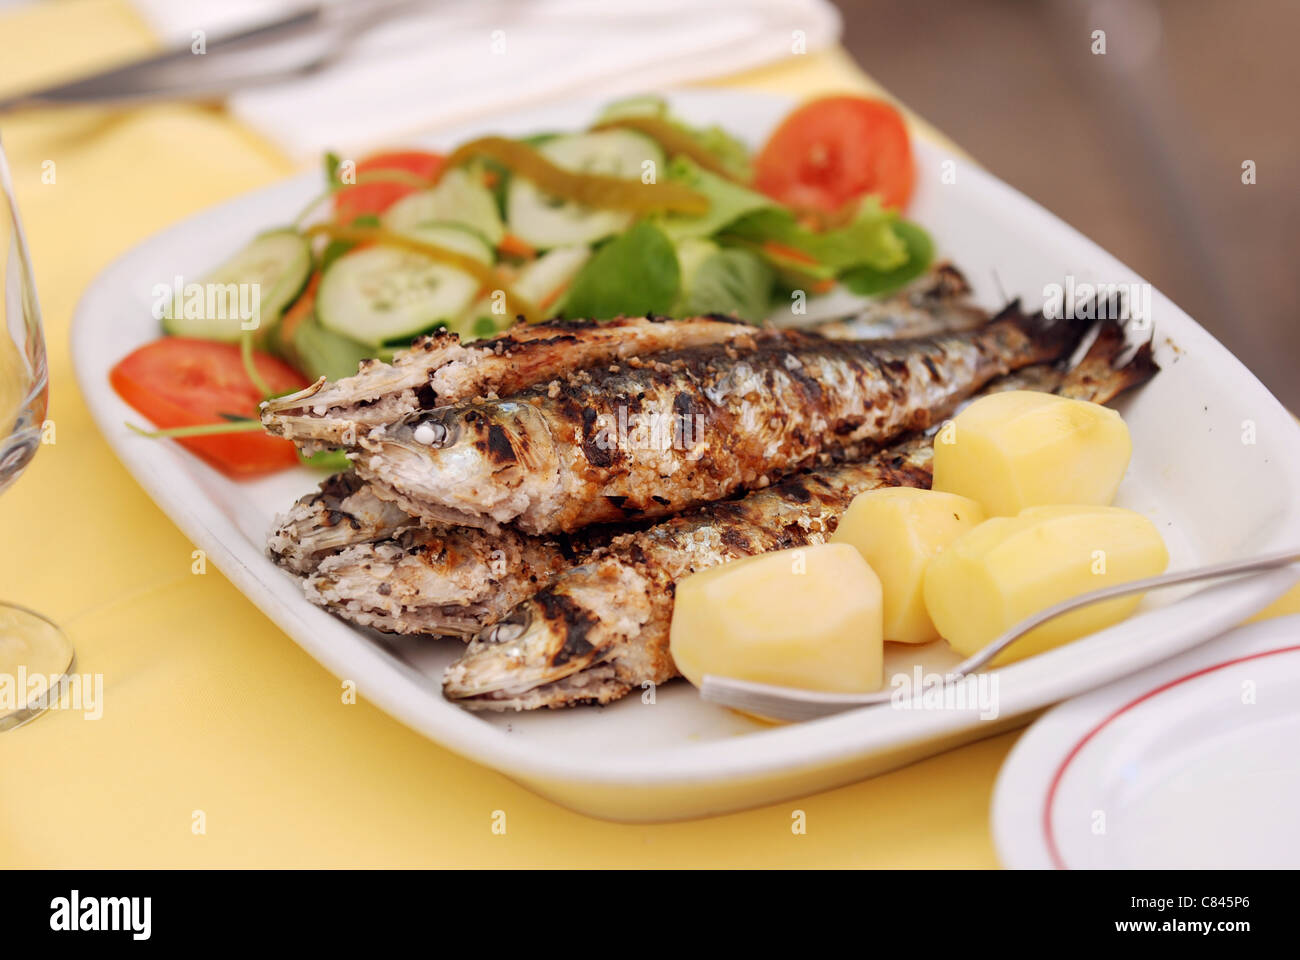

{"left": 993, "top": 297, "right": 1097, "bottom": 364}
{"left": 1053, "top": 313, "right": 1160, "bottom": 404}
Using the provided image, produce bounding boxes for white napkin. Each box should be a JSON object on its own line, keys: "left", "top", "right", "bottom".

{"left": 131, "top": 0, "right": 842, "bottom": 159}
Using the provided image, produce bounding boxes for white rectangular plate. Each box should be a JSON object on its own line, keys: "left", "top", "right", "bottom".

{"left": 71, "top": 90, "right": 1300, "bottom": 821}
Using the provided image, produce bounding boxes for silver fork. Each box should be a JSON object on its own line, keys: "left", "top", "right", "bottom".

{"left": 699, "top": 547, "right": 1300, "bottom": 721}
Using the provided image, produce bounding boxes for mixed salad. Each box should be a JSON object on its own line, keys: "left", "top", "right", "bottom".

{"left": 112, "top": 94, "right": 930, "bottom": 477}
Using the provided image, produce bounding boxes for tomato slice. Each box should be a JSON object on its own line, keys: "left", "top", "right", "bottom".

{"left": 110, "top": 338, "right": 308, "bottom": 478}
{"left": 754, "top": 96, "right": 915, "bottom": 213}
{"left": 333, "top": 150, "right": 444, "bottom": 222}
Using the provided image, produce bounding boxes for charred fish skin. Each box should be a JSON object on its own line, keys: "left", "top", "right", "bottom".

{"left": 358, "top": 303, "right": 1093, "bottom": 534}
{"left": 259, "top": 315, "right": 759, "bottom": 452}
{"left": 267, "top": 471, "right": 415, "bottom": 574}
{"left": 443, "top": 320, "right": 1158, "bottom": 711}
{"left": 303, "top": 523, "right": 573, "bottom": 638}
{"left": 301, "top": 517, "right": 634, "bottom": 639}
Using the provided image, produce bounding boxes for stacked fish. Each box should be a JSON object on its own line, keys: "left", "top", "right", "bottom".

{"left": 261, "top": 267, "right": 1156, "bottom": 711}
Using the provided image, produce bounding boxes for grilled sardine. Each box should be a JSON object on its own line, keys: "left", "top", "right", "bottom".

{"left": 356, "top": 304, "right": 1090, "bottom": 534}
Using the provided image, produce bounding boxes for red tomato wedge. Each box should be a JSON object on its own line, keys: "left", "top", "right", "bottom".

{"left": 110, "top": 338, "right": 308, "bottom": 478}
{"left": 754, "top": 96, "right": 915, "bottom": 213}
{"left": 333, "top": 150, "right": 444, "bottom": 222}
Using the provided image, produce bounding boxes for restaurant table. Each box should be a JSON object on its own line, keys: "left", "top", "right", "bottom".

{"left": 3, "top": 0, "right": 1297, "bottom": 868}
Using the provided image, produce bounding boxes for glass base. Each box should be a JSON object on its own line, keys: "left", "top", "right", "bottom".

{"left": 0, "top": 602, "right": 74, "bottom": 731}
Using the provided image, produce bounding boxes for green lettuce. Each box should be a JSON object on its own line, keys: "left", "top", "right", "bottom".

{"left": 658, "top": 156, "right": 775, "bottom": 242}
{"left": 840, "top": 220, "right": 934, "bottom": 296}
{"left": 560, "top": 221, "right": 680, "bottom": 320}
{"left": 676, "top": 241, "right": 774, "bottom": 322}
{"left": 725, "top": 196, "right": 909, "bottom": 277}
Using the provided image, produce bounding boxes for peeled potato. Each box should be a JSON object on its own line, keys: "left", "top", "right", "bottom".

{"left": 669, "top": 543, "right": 884, "bottom": 693}
{"left": 831, "top": 487, "right": 985, "bottom": 644}
{"left": 923, "top": 505, "right": 1168, "bottom": 664}
{"left": 932, "top": 391, "right": 1132, "bottom": 516}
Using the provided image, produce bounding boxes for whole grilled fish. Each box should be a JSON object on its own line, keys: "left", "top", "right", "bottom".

{"left": 355, "top": 303, "right": 1090, "bottom": 534}
{"left": 443, "top": 320, "right": 1157, "bottom": 710}
{"left": 261, "top": 314, "right": 759, "bottom": 452}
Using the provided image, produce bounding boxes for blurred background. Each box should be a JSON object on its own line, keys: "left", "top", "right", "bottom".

{"left": 834, "top": 0, "right": 1300, "bottom": 406}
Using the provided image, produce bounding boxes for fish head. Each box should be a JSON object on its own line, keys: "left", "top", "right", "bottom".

{"left": 358, "top": 400, "right": 552, "bottom": 527}
{"left": 442, "top": 591, "right": 618, "bottom": 709}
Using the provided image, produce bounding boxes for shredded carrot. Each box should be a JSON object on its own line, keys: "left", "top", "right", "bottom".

{"left": 762, "top": 241, "right": 821, "bottom": 267}
{"left": 497, "top": 232, "right": 536, "bottom": 260}
{"left": 277, "top": 272, "right": 320, "bottom": 346}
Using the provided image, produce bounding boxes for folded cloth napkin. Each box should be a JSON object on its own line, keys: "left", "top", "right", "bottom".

{"left": 130, "top": 0, "right": 842, "bottom": 158}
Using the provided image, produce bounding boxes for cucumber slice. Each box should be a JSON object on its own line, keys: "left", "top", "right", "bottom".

{"left": 317, "top": 224, "right": 489, "bottom": 348}
{"left": 401, "top": 222, "right": 494, "bottom": 264}
{"left": 163, "top": 229, "right": 310, "bottom": 342}
{"left": 515, "top": 244, "right": 591, "bottom": 305}
{"left": 506, "top": 130, "right": 664, "bottom": 249}
{"left": 384, "top": 168, "right": 505, "bottom": 246}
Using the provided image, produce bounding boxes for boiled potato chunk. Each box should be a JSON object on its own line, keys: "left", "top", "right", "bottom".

{"left": 932, "top": 391, "right": 1132, "bottom": 516}
{"left": 831, "top": 488, "right": 986, "bottom": 644}
{"left": 923, "top": 505, "right": 1168, "bottom": 664}
{"left": 670, "top": 543, "right": 884, "bottom": 693}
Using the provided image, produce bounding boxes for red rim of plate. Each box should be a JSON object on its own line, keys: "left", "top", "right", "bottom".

{"left": 1041, "top": 644, "right": 1300, "bottom": 869}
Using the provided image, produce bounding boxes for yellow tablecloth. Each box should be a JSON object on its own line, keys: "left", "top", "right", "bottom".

{"left": 3, "top": 0, "right": 1297, "bottom": 868}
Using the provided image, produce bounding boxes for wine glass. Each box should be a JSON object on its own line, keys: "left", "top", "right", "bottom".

{"left": 0, "top": 136, "right": 74, "bottom": 730}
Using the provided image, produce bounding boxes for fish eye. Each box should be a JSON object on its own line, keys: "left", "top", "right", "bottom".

{"left": 481, "top": 607, "right": 531, "bottom": 644}
{"left": 411, "top": 419, "right": 452, "bottom": 448}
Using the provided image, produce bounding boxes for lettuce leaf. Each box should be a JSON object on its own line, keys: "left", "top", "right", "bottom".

{"left": 677, "top": 243, "right": 774, "bottom": 322}
{"left": 725, "top": 196, "right": 909, "bottom": 276}
{"left": 560, "top": 221, "right": 680, "bottom": 320}
{"left": 840, "top": 220, "right": 935, "bottom": 296}
{"left": 658, "top": 156, "right": 776, "bottom": 242}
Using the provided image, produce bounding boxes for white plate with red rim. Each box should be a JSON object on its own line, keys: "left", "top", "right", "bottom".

{"left": 71, "top": 88, "right": 1300, "bottom": 821}
{"left": 993, "top": 614, "right": 1300, "bottom": 869}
